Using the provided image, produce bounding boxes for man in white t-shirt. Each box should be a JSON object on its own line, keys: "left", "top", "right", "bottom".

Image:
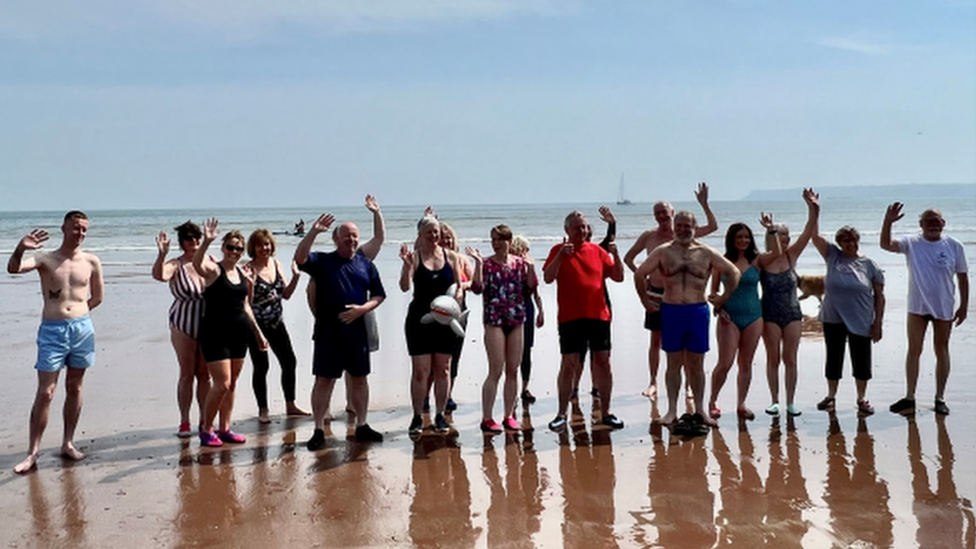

{"left": 881, "top": 203, "right": 969, "bottom": 415}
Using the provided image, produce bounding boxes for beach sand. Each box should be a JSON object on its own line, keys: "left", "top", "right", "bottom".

{"left": 0, "top": 261, "right": 974, "bottom": 549}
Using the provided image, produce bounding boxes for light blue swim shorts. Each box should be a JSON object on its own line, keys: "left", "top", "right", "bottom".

{"left": 35, "top": 315, "right": 96, "bottom": 372}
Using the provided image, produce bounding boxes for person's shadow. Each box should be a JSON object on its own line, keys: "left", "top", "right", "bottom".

{"left": 908, "top": 415, "right": 975, "bottom": 549}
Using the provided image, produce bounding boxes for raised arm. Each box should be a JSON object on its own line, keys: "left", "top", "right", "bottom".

{"left": 358, "top": 195, "right": 385, "bottom": 260}
{"left": 787, "top": 188, "right": 820, "bottom": 259}
{"left": 87, "top": 255, "right": 104, "bottom": 311}
{"left": 606, "top": 242, "right": 624, "bottom": 282}
{"left": 399, "top": 244, "right": 416, "bottom": 292}
{"left": 7, "top": 229, "right": 48, "bottom": 274}
{"left": 809, "top": 205, "right": 829, "bottom": 260}
{"left": 597, "top": 206, "right": 616, "bottom": 250}
{"left": 543, "top": 239, "right": 572, "bottom": 284}
{"left": 464, "top": 247, "right": 484, "bottom": 294}
{"left": 294, "top": 213, "right": 335, "bottom": 266}
{"left": 624, "top": 231, "right": 649, "bottom": 273}
{"left": 880, "top": 202, "right": 904, "bottom": 253}
{"left": 281, "top": 259, "right": 301, "bottom": 300}
{"left": 756, "top": 213, "right": 783, "bottom": 269}
{"left": 193, "top": 218, "right": 221, "bottom": 283}
{"left": 694, "top": 182, "right": 719, "bottom": 237}
{"left": 152, "top": 231, "right": 178, "bottom": 282}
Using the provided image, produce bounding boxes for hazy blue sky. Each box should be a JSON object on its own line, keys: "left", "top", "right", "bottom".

{"left": 1, "top": 1, "right": 974, "bottom": 210}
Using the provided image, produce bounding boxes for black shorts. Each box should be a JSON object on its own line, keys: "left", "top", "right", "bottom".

{"left": 405, "top": 315, "right": 457, "bottom": 356}
{"left": 313, "top": 326, "right": 371, "bottom": 379}
{"left": 643, "top": 286, "right": 664, "bottom": 331}
{"left": 823, "top": 322, "right": 872, "bottom": 381}
{"left": 199, "top": 316, "right": 249, "bottom": 363}
{"left": 558, "top": 319, "right": 611, "bottom": 356}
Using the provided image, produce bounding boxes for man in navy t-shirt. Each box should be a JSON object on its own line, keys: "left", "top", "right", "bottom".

{"left": 295, "top": 213, "right": 386, "bottom": 447}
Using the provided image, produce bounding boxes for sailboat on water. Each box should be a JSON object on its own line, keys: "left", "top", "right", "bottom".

{"left": 616, "top": 173, "right": 633, "bottom": 205}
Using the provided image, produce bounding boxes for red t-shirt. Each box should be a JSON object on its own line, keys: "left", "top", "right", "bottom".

{"left": 543, "top": 241, "right": 614, "bottom": 323}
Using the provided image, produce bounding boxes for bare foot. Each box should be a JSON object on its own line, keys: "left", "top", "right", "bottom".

{"left": 258, "top": 409, "right": 272, "bottom": 424}
{"left": 641, "top": 384, "right": 657, "bottom": 399}
{"left": 14, "top": 453, "right": 38, "bottom": 474}
{"left": 701, "top": 415, "right": 719, "bottom": 428}
{"left": 285, "top": 406, "right": 310, "bottom": 417}
{"left": 61, "top": 443, "right": 86, "bottom": 461}
{"left": 655, "top": 412, "right": 677, "bottom": 426}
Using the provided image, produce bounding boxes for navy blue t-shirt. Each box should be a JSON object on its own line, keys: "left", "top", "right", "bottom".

{"left": 299, "top": 250, "right": 385, "bottom": 337}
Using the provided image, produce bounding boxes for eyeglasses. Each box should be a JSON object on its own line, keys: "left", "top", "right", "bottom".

{"left": 225, "top": 245, "right": 245, "bottom": 253}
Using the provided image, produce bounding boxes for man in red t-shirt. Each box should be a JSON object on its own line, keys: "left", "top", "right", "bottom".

{"left": 543, "top": 210, "right": 625, "bottom": 431}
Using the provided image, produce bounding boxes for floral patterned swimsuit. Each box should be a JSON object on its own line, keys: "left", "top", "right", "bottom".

{"left": 482, "top": 255, "right": 529, "bottom": 327}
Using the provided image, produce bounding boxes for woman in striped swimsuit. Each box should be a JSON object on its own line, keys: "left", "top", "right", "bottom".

{"left": 152, "top": 221, "right": 211, "bottom": 438}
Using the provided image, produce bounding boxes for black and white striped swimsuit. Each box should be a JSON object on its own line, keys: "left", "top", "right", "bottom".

{"left": 168, "top": 259, "right": 205, "bottom": 339}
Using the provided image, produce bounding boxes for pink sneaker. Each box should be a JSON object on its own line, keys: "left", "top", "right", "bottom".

{"left": 480, "top": 419, "right": 503, "bottom": 434}
{"left": 177, "top": 422, "right": 192, "bottom": 438}
{"left": 217, "top": 430, "right": 246, "bottom": 444}
{"left": 503, "top": 417, "right": 522, "bottom": 431}
{"left": 199, "top": 430, "right": 223, "bottom": 447}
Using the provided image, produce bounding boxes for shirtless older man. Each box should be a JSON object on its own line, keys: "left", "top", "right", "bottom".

{"left": 624, "top": 182, "right": 718, "bottom": 398}
{"left": 634, "top": 210, "right": 738, "bottom": 428}
{"left": 8, "top": 211, "right": 104, "bottom": 474}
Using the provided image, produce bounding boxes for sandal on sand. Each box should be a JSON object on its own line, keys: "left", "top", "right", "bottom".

{"left": 857, "top": 399, "right": 875, "bottom": 416}
{"left": 765, "top": 403, "right": 780, "bottom": 416}
{"left": 816, "top": 397, "right": 835, "bottom": 412}
{"left": 737, "top": 408, "right": 756, "bottom": 421}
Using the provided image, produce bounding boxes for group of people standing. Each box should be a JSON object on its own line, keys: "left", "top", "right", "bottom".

{"left": 6, "top": 187, "right": 969, "bottom": 472}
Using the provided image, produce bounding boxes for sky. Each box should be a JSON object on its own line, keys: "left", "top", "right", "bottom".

{"left": 1, "top": 0, "right": 974, "bottom": 210}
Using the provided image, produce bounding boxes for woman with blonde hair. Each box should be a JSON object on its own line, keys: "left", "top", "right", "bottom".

{"left": 511, "top": 235, "right": 544, "bottom": 404}
{"left": 244, "top": 229, "right": 307, "bottom": 423}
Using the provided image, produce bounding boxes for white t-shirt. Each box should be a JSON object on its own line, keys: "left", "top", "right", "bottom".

{"left": 896, "top": 234, "right": 968, "bottom": 320}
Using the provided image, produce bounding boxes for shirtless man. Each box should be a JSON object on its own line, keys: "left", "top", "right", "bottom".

{"left": 623, "top": 182, "right": 718, "bottom": 398}
{"left": 8, "top": 211, "right": 104, "bottom": 474}
{"left": 634, "top": 211, "right": 739, "bottom": 428}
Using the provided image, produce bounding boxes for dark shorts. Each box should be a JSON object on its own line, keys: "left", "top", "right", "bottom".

{"left": 661, "top": 303, "right": 710, "bottom": 354}
{"left": 405, "top": 315, "right": 457, "bottom": 356}
{"left": 558, "top": 319, "right": 611, "bottom": 356}
{"left": 313, "top": 325, "right": 371, "bottom": 379}
{"left": 200, "top": 316, "right": 249, "bottom": 363}
{"left": 643, "top": 286, "right": 665, "bottom": 331}
{"left": 823, "top": 322, "right": 872, "bottom": 381}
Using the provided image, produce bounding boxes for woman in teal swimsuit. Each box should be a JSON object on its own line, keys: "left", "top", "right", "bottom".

{"left": 708, "top": 214, "right": 781, "bottom": 420}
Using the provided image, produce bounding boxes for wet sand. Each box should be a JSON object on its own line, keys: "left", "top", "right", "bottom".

{"left": 1, "top": 267, "right": 974, "bottom": 549}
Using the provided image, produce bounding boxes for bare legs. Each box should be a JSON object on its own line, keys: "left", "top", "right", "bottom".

{"left": 642, "top": 331, "right": 662, "bottom": 397}
{"left": 903, "top": 314, "right": 954, "bottom": 402}
{"left": 411, "top": 354, "right": 451, "bottom": 415}
{"left": 14, "top": 368, "right": 87, "bottom": 474}
{"left": 660, "top": 351, "right": 716, "bottom": 427}
{"left": 482, "top": 326, "right": 524, "bottom": 421}
{"left": 709, "top": 318, "right": 763, "bottom": 417}
{"left": 590, "top": 350, "right": 613, "bottom": 417}
{"left": 555, "top": 354, "right": 582, "bottom": 420}
{"left": 763, "top": 320, "right": 801, "bottom": 408}
{"left": 171, "top": 327, "right": 208, "bottom": 426}
{"left": 202, "top": 358, "right": 245, "bottom": 433}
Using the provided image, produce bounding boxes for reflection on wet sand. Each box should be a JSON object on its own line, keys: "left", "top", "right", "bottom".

{"left": 908, "top": 416, "right": 976, "bottom": 549}
{"left": 410, "top": 435, "right": 479, "bottom": 549}
{"left": 764, "top": 417, "right": 811, "bottom": 548}
{"left": 823, "top": 414, "right": 893, "bottom": 548}
{"left": 482, "top": 432, "right": 547, "bottom": 548}
{"left": 24, "top": 465, "right": 91, "bottom": 549}
{"left": 713, "top": 423, "right": 767, "bottom": 547}
{"left": 559, "top": 416, "right": 618, "bottom": 549}
{"left": 175, "top": 449, "right": 242, "bottom": 549}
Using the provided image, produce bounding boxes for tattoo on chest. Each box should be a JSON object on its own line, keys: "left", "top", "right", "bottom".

{"left": 48, "top": 288, "right": 62, "bottom": 300}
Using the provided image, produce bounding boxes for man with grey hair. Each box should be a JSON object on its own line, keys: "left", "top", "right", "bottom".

{"left": 623, "top": 183, "right": 718, "bottom": 399}
{"left": 881, "top": 203, "right": 969, "bottom": 416}
{"left": 543, "top": 209, "right": 625, "bottom": 431}
{"left": 296, "top": 213, "right": 386, "bottom": 447}
{"left": 635, "top": 210, "right": 739, "bottom": 432}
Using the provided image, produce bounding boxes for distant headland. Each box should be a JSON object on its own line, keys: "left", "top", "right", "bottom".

{"left": 741, "top": 183, "right": 975, "bottom": 201}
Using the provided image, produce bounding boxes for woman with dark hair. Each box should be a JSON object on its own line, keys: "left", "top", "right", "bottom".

{"left": 244, "top": 229, "right": 307, "bottom": 423}
{"left": 760, "top": 189, "right": 819, "bottom": 417}
{"left": 400, "top": 215, "right": 464, "bottom": 436}
{"left": 153, "top": 221, "right": 211, "bottom": 437}
{"left": 707, "top": 214, "right": 780, "bottom": 421}
{"left": 194, "top": 219, "right": 269, "bottom": 447}
{"left": 811, "top": 224, "right": 885, "bottom": 415}
{"left": 466, "top": 224, "right": 537, "bottom": 433}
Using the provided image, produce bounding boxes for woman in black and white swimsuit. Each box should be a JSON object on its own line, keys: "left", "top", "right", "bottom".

{"left": 153, "top": 221, "right": 211, "bottom": 438}
{"left": 244, "top": 229, "right": 308, "bottom": 423}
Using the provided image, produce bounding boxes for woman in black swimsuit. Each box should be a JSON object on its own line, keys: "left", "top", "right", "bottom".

{"left": 400, "top": 215, "right": 463, "bottom": 436}
{"left": 194, "top": 218, "right": 269, "bottom": 447}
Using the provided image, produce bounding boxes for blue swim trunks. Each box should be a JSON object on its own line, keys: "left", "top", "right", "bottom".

{"left": 661, "top": 303, "right": 710, "bottom": 354}
{"left": 35, "top": 315, "right": 96, "bottom": 372}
